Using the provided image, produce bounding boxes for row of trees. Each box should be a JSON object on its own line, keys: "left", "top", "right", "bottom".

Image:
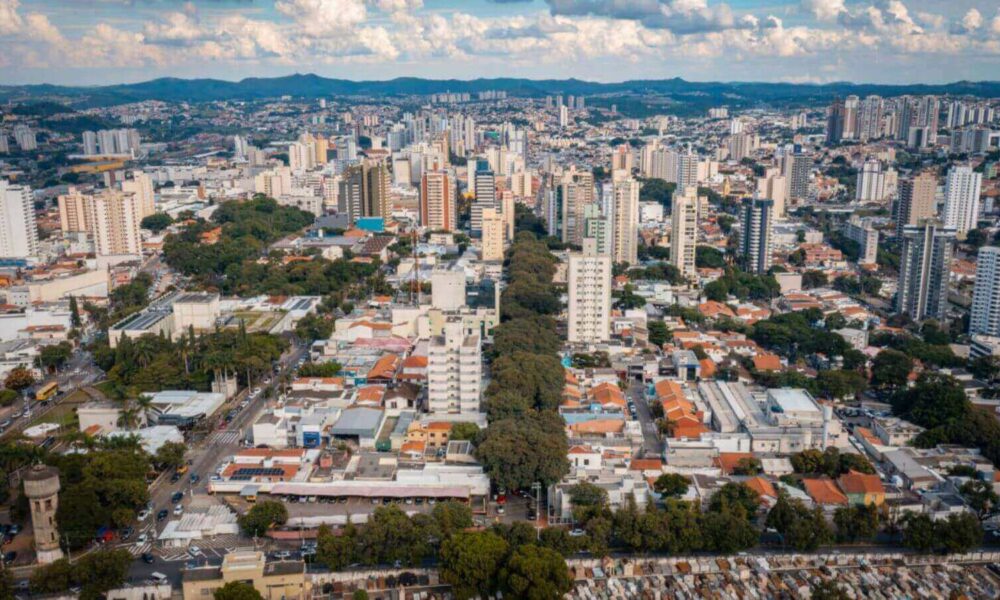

{"left": 29, "top": 549, "right": 132, "bottom": 599}
{"left": 476, "top": 231, "right": 570, "bottom": 491}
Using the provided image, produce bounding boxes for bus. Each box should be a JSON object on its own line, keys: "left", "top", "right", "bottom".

{"left": 35, "top": 381, "right": 58, "bottom": 402}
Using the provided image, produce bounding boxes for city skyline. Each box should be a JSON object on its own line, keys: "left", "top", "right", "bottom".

{"left": 2, "top": 0, "right": 1000, "bottom": 86}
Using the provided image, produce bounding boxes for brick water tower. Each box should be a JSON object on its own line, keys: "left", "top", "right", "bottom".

{"left": 23, "top": 465, "right": 63, "bottom": 564}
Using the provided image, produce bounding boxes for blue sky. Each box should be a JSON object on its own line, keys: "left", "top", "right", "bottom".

{"left": 2, "top": 0, "right": 1000, "bottom": 85}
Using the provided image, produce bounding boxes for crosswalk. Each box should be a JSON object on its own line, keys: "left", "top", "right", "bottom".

{"left": 207, "top": 431, "right": 241, "bottom": 446}
{"left": 126, "top": 542, "right": 152, "bottom": 557}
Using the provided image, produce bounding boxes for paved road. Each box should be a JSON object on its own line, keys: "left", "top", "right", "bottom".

{"left": 628, "top": 381, "right": 664, "bottom": 458}
{"left": 0, "top": 350, "right": 103, "bottom": 439}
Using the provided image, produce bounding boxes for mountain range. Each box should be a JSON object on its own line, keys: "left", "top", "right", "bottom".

{"left": 3, "top": 74, "right": 1000, "bottom": 107}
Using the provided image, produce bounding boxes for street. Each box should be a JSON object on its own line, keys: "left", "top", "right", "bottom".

{"left": 628, "top": 381, "right": 664, "bottom": 458}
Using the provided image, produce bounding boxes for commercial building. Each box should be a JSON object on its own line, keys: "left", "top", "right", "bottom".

{"left": 0, "top": 180, "right": 38, "bottom": 259}
{"left": 172, "top": 293, "right": 221, "bottom": 336}
{"left": 182, "top": 551, "right": 308, "bottom": 600}
{"left": 970, "top": 246, "right": 1000, "bottom": 337}
{"left": 567, "top": 238, "right": 612, "bottom": 343}
{"left": 469, "top": 163, "right": 495, "bottom": 235}
{"left": 896, "top": 219, "right": 955, "bottom": 321}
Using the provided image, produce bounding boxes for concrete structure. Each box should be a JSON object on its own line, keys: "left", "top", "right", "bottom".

{"left": 23, "top": 465, "right": 63, "bottom": 564}
{"left": 480, "top": 207, "right": 505, "bottom": 262}
{"left": 567, "top": 238, "right": 612, "bottom": 343}
{"left": 147, "top": 390, "right": 226, "bottom": 427}
{"left": 895, "top": 171, "right": 938, "bottom": 236}
{"left": 842, "top": 215, "right": 879, "bottom": 264}
{"left": 670, "top": 186, "right": 698, "bottom": 279}
{"left": 420, "top": 170, "right": 456, "bottom": 231}
{"left": 942, "top": 165, "right": 983, "bottom": 239}
{"left": 89, "top": 189, "right": 144, "bottom": 258}
{"left": 57, "top": 187, "right": 91, "bottom": 233}
{"left": 0, "top": 180, "right": 38, "bottom": 259}
{"left": 896, "top": 219, "right": 955, "bottom": 321}
{"left": 970, "top": 246, "right": 1000, "bottom": 337}
{"left": 172, "top": 293, "right": 220, "bottom": 336}
{"left": 429, "top": 269, "right": 466, "bottom": 311}
{"left": 427, "top": 320, "right": 482, "bottom": 414}
{"left": 121, "top": 171, "right": 156, "bottom": 218}
{"left": 739, "top": 197, "right": 774, "bottom": 274}
{"left": 77, "top": 402, "right": 124, "bottom": 434}
{"left": 182, "top": 551, "right": 308, "bottom": 599}
{"left": 611, "top": 177, "right": 639, "bottom": 265}
{"left": 470, "top": 164, "right": 496, "bottom": 235}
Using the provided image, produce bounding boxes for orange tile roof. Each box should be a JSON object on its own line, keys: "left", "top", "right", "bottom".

{"left": 803, "top": 478, "right": 849, "bottom": 505}
{"left": 854, "top": 426, "right": 881, "bottom": 446}
{"left": 568, "top": 419, "right": 625, "bottom": 435}
{"left": 698, "top": 301, "right": 736, "bottom": 319}
{"left": 672, "top": 423, "right": 709, "bottom": 439}
{"left": 753, "top": 353, "right": 782, "bottom": 371}
{"left": 400, "top": 440, "right": 425, "bottom": 455}
{"left": 568, "top": 445, "right": 597, "bottom": 455}
{"left": 837, "top": 470, "right": 884, "bottom": 496}
{"left": 356, "top": 385, "right": 386, "bottom": 404}
{"left": 744, "top": 477, "right": 777, "bottom": 499}
{"left": 699, "top": 358, "right": 717, "bottom": 379}
{"left": 715, "top": 452, "right": 755, "bottom": 475}
{"left": 591, "top": 382, "right": 626, "bottom": 407}
{"left": 630, "top": 459, "right": 663, "bottom": 471}
{"left": 427, "top": 422, "right": 453, "bottom": 431}
{"left": 367, "top": 354, "right": 400, "bottom": 380}
{"left": 402, "top": 356, "right": 427, "bottom": 368}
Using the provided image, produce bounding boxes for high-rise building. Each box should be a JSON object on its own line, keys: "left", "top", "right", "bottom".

{"left": 420, "top": 170, "right": 456, "bottom": 231}
{"left": 842, "top": 95, "right": 860, "bottom": 140}
{"left": 583, "top": 205, "right": 612, "bottom": 257}
{"left": 942, "top": 165, "right": 983, "bottom": 239}
{"left": 559, "top": 104, "right": 569, "bottom": 128}
{"left": 470, "top": 165, "right": 496, "bottom": 236}
{"left": 0, "top": 180, "right": 39, "bottom": 258}
{"left": 611, "top": 177, "right": 639, "bottom": 265}
{"left": 288, "top": 141, "right": 316, "bottom": 172}
{"left": 826, "top": 98, "right": 846, "bottom": 144}
{"left": 970, "top": 246, "right": 1000, "bottom": 337}
{"left": 895, "top": 171, "right": 938, "bottom": 236}
{"left": 558, "top": 169, "right": 596, "bottom": 246}
{"left": 255, "top": 167, "right": 293, "bottom": 199}
{"left": 88, "top": 190, "right": 144, "bottom": 257}
{"left": 567, "top": 238, "right": 612, "bottom": 344}
{"left": 0, "top": 132, "right": 8, "bottom": 154}
{"left": 856, "top": 160, "right": 896, "bottom": 203}
{"left": 783, "top": 150, "right": 811, "bottom": 201}
{"left": 480, "top": 207, "right": 505, "bottom": 262}
{"left": 857, "top": 95, "right": 884, "bottom": 142}
{"left": 427, "top": 320, "right": 482, "bottom": 415}
{"left": 82, "top": 131, "right": 99, "bottom": 156}
{"left": 842, "top": 215, "right": 879, "bottom": 264}
{"left": 896, "top": 219, "right": 954, "bottom": 322}
{"left": 58, "top": 187, "right": 91, "bottom": 233}
{"left": 670, "top": 186, "right": 699, "bottom": 279}
{"left": 13, "top": 125, "right": 36, "bottom": 151}
{"left": 739, "top": 197, "right": 774, "bottom": 274}
{"left": 756, "top": 171, "right": 787, "bottom": 218}
{"left": 121, "top": 171, "right": 155, "bottom": 218}
{"left": 338, "top": 159, "right": 390, "bottom": 222}
{"left": 676, "top": 152, "right": 700, "bottom": 190}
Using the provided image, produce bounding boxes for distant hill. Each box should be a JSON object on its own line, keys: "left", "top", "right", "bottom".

{"left": 2, "top": 74, "right": 999, "bottom": 107}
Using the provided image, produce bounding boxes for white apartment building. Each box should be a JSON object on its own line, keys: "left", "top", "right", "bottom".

{"left": 611, "top": 177, "right": 639, "bottom": 265}
{"left": 842, "top": 215, "right": 879, "bottom": 264}
{"left": 670, "top": 186, "right": 699, "bottom": 279}
{"left": 567, "top": 238, "right": 612, "bottom": 343}
{"left": 970, "top": 246, "right": 1000, "bottom": 337}
{"left": 58, "top": 187, "right": 91, "bottom": 233}
{"left": 430, "top": 269, "right": 466, "bottom": 311}
{"left": 0, "top": 180, "right": 39, "bottom": 259}
{"left": 480, "top": 207, "right": 505, "bottom": 262}
{"left": 88, "top": 190, "right": 143, "bottom": 257}
{"left": 420, "top": 171, "right": 456, "bottom": 231}
{"left": 427, "top": 320, "right": 482, "bottom": 415}
{"left": 942, "top": 165, "right": 982, "bottom": 239}
{"left": 121, "top": 171, "right": 156, "bottom": 219}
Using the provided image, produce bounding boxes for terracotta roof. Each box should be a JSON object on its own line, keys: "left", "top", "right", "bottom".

{"left": 568, "top": 445, "right": 597, "bottom": 455}
{"left": 698, "top": 301, "right": 737, "bottom": 319}
{"left": 568, "top": 419, "right": 625, "bottom": 434}
{"left": 591, "top": 382, "right": 626, "bottom": 407}
{"left": 355, "top": 385, "right": 386, "bottom": 404}
{"left": 630, "top": 459, "right": 663, "bottom": 471}
{"left": 753, "top": 353, "right": 782, "bottom": 371}
{"left": 402, "top": 356, "right": 427, "bottom": 369}
{"left": 715, "top": 452, "right": 755, "bottom": 475}
{"left": 837, "top": 470, "right": 884, "bottom": 496}
{"left": 803, "top": 478, "right": 849, "bottom": 505}
{"left": 427, "top": 421, "right": 453, "bottom": 431}
{"left": 744, "top": 477, "right": 777, "bottom": 499}
{"left": 400, "top": 441, "right": 425, "bottom": 455}
{"left": 367, "top": 354, "right": 400, "bottom": 380}
{"left": 699, "top": 358, "right": 717, "bottom": 379}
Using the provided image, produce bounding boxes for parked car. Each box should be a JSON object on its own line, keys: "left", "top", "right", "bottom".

{"left": 569, "top": 529, "right": 587, "bottom": 537}
{"left": 171, "top": 492, "right": 184, "bottom": 504}
{"left": 137, "top": 533, "right": 148, "bottom": 544}
{"left": 189, "top": 546, "right": 202, "bottom": 556}
{"left": 173, "top": 505, "right": 184, "bottom": 516}
{"left": 3, "top": 552, "right": 16, "bottom": 564}
{"left": 170, "top": 473, "right": 181, "bottom": 484}
{"left": 156, "top": 509, "right": 168, "bottom": 521}
{"left": 141, "top": 552, "right": 155, "bottom": 564}
{"left": 137, "top": 509, "right": 150, "bottom": 521}
{"left": 121, "top": 527, "right": 134, "bottom": 540}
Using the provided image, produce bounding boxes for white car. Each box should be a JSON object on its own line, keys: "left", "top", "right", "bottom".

{"left": 173, "top": 505, "right": 184, "bottom": 516}
{"left": 137, "top": 509, "right": 150, "bottom": 521}
{"left": 188, "top": 546, "right": 202, "bottom": 556}
{"left": 252, "top": 388, "right": 261, "bottom": 396}
{"left": 136, "top": 533, "right": 148, "bottom": 544}
{"left": 568, "top": 529, "right": 587, "bottom": 537}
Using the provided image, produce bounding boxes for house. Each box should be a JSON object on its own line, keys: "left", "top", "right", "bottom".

{"left": 568, "top": 445, "right": 603, "bottom": 470}
{"left": 182, "top": 551, "right": 308, "bottom": 599}
{"left": 803, "top": 478, "right": 849, "bottom": 508}
{"left": 752, "top": 353, "right": 782, "bottom": 372}
{"left": 837, "top": 470, "right": 886, "bottom": 506}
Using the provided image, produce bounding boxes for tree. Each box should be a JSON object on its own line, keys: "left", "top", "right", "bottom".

{"left": 69, "top": 295, "right": 82, "bottom": 328}
{"left": 538, "top": 527, "right": 579, "bottom": 556}
{"left": 294, "top": 314, "right": 334, "bottom": 342}
{"left": 802, "top": 270, "right": 828, "bottom": 289}
{"left": 37, "top": 342, "right": 73, "bottom": 372}
{"left": 431, "top": 500, "right": 473, "bottom": 539}
{"left": 960, "top": 480, "right": 999, "bottom": 521}
{"left": 568, "top": 482, "right": 609, "bottom": 523}
{"left": 3, "top": 366, "right": 34, "bottom": 393}
{"left": 871, "top": 349, "right": 912, "bottom": 391}
{"left": 648, "top": 320, "right": 671, "bottom": 348}
{"left": 708, "top": 482, "right": 760, "bottom": 517}
{"left": 701, "top": 508, "right": 758, "bottom": 553}
{"left": 213, "top": 581, "right": 264, "bottom": 600}
{"left": 653, "top": 473, "right": 690, "bottom": 498}
{"left": 316, "top": 523, "right": 357, "bottom": 570}
{"left": 833, "top": 503, "right": 880, "bottom": 543}
{"left": 476, "top": 416, "right": 569, "bottom": 491}
{"left": 732, "top": 457, "right": 763, "bottom": 476}
{"left": 892, "top": 373, "right": 969, "bottom": 429}
{"left": 900, "top": 513, "right": 937, "bottom": 552}
{"left": 695, "top": 246, "right": 726, "bottom": 269}
{"left": 969, "top": 355, "right": 1000, "bottom": 382}
{"left": 449, "top": 422, "right": 480, "bottom": 442}
{"left": 766, "top": 494, "right": 831, "bottom": 551}
{"left": 238, "top": 501, "right": 288, "bottom": 537}
{"left": 810, "top": 580, "right": 850, "bottom": 600}
{"left": 355, "top": 505, "right": 432, "bottom": 566}
{"left": 154, "top": 441, "right": 186, "bottom": 469}
{"left": 297, "top": 362, "right": 343, "bottom": 377}
{"left": 141, "top": 213, "right": 174, "bottom": 233}
{"left": 500, "top": 544, "right": 572, "bottom": 600}
{"left": 439, "top": 531, "right": 509, "bottom": 600}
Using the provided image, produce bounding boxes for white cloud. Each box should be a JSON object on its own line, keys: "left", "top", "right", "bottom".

{"left": 801, "top": 0, "right": 845, "bottom": 22}
{"left": 957, "top": 8, "right": 982, "bottom": 33}
{"left": 0, "top": 0, "right": 22, "bottom": 35}
{"left": 275, "top": 0, "right": 368, "bottom": 36}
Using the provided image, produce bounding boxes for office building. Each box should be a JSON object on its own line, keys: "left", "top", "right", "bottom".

{"left": 57, "top": 187, "right": 91, "bottom": 233}
{"left": 826, "top": 98, "right": 846, "bottom": 144}
{"left": 558, "top": 169, "right": 596, "bottom": 246}
{"left": 340, "top": 159, "right": 390, "bottom": 222}
{"left": 469, "top": 164, "right": 496, "bottom": 235}
{"left": 895, "top": 171, "right": 937, "bottom": 236}
{"left": 420, "top": 171, "right": 456, "bottom": 231}
{"left": 670, "top": 186, "right": 699, "bottom": 279}
{"left": 784, "top": 151, "right": 811, "bottom": 201}
{"left": 739, "top": 197, "right": 774, "bottom": 274}
{"left": 896, "top": 220, "right": 955, "bottom": 321}
{"left": 567, "top": 238, "right": 612, "bottom": 344}
{"left": 480, "top": 207, "right": 505, "bottom": 262}
{"left": 971, "top": 246, "right": 1000, "bottom": 337}
{"left": 942, "top": 165, "right": 983, "bottom": 239}
{"left": 88, "top": 190, "right": 144, "bottom": 257}
{"left": 0, "top": 180, "right": 39, "bottom": 259}
{"left": 427, "top": 320, "right": 482, "bottom": 415}
{"left": 611, "top": 177, "right": 639, "bottom": 265}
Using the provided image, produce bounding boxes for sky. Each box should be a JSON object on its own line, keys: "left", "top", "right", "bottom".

{"left": 2, "top": 0, "right": 1000, "bottom": 86}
